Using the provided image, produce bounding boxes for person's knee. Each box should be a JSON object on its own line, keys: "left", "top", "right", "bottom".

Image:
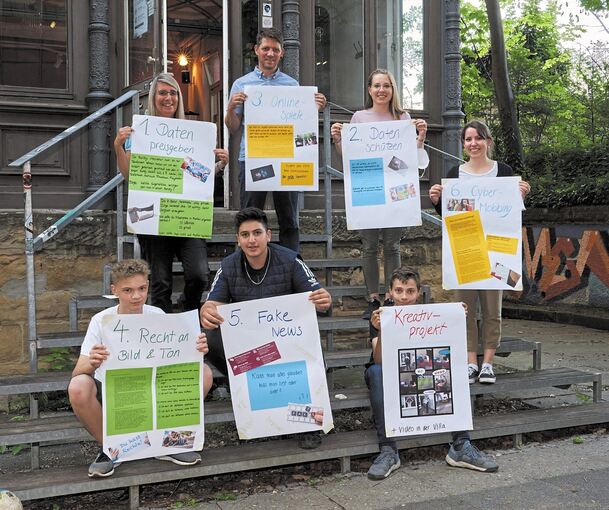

{"left": 202, "top": 364, "right": 214, "bottom": 396}
{"left": 68, "top": 375, "right": 96, "bottom": 407}
{"left": 365, "top": 363, "right": 383, "bottom": 387}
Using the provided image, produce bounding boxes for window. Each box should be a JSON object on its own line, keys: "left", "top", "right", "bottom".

{"left": 0, "top": 0, "right": 68, "bottom": 89}
{"left": 377, "top": 0, "right": 424, "bottom": 110}
{"left": 315, "top": 0, "right": 364, "bottom": 109}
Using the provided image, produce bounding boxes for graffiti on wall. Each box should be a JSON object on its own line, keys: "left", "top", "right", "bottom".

{"left": 521, "top": 227, "right": 609, "bottom": 307}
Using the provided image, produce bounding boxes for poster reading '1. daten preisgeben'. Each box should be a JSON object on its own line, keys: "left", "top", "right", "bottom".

{"left": 127, "top": 114, "right": 216, "bottom": 239}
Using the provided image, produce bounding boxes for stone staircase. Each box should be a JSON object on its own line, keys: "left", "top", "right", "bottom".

{"left": 0, "top": 228, "right": 605, "bottom": 510}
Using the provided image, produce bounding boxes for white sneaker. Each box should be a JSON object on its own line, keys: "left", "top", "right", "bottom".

{"left": 478, "top": 365, "right": 496, "bottom": 384}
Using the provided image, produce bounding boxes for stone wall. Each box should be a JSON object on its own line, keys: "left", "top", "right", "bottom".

{"left": 513, "top": 207, "right": 609, "bottom": 309}
{"left": 0, "top": 211, "right": 114, "bottom": 376}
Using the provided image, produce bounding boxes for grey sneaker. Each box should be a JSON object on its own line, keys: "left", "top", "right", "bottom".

{"left": 446, "top": 442, "right": 498, "bottom": 472}
{"left": 88, "top": 449, "right": 117, "bottom": 478}
{"left": 367, "top": 446, "right": 401, "bottom": 480}
{"left": 155, "top": 451, "right": 201, "bottom": 466}
{"left": 468, "top": 365, "right": 479, "bottom": 384}
{"left": 478, "top": 365, "right": 496, "bottom": 384}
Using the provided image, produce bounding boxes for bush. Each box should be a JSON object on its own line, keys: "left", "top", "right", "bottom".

{"left": 521, "top": 146, "right": 609, "bottom": 208}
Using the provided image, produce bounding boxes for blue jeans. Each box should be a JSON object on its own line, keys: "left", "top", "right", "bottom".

{"left": 138, "top": 235, "right": 209, "bottom": 313}
{"left": 239, "top": 161, "right": 300, "bottom": 253}
{"left": 364, "top": 362, "right": 470, "bottom": 450}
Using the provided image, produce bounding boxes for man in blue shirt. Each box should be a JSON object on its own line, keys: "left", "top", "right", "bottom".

{"left": 225, "top": 28, "right": 327, "bottom": 253}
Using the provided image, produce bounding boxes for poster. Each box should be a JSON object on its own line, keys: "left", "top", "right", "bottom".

{"left": 98, "top": 310, "right": 204, "bottom": 463}
{"left": 441, "top": 176, "right": 524, "bottom": 290}
{"left": 126, "top": 114, "right": 216, "bottom": 238}
{"left": 244, "top": 86, "right": 319, "bottom": 191}
{"left": 218, "top": 293, "right": 333, "bottom": 440}
{"left": 341, "top": 120, "right": 421, "bottom": 230}
{"left": 381, "top": 303, "right": 472, "bottom": 437}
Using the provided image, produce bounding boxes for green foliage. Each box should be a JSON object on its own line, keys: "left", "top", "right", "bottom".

{"left": 171, "top": 498, "right": 198, "bottom": 508}
{"left": 573, "top": 435, "right": 585, "bottom": 444}
{"left": 39, "top": 347, "right": 76, "bottom": 372}
{"left": 0, "top": 443, "right": 29, "bottom": 455}
{"left": 461, "top": 0, "right": 609, "bottom": 162}
{"left": 213, "top": 491, "right": 237, "bottom": 501}
{"left": 522, "top": 145, "right": 609, "bottom": 207}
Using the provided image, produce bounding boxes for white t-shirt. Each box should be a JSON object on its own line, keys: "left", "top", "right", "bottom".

{"left": 458, "top": 161, "right": 499, "bottom": 179}
{"left": 80, "top": 304, "right": 164, "bottom": 379}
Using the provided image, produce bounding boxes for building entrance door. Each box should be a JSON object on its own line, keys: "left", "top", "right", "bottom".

{"left": 123, "top": 0, "right": 227, "bottom": 205}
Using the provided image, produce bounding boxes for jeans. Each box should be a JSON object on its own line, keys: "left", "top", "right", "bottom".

{"left": 204, "top": 327, "right": 228, "bottom": 377}
{"left": 239, "top": 161, "right": 300, "bottom": 253}
{"left": 138, "top": 235, "right": 209, "bottom": 313}
{"left": 360, "top": 228, "right": 402, "bottom": 296}
{"left": 365, "top": 362, "right": 470, "bottom": 450}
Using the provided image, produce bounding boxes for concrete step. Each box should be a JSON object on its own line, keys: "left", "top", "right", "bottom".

{"left": 5, "top": 400, "right": 609, "bottom": 504}
{"left": 1, "top": 366, "right": 599, "bottom": 445}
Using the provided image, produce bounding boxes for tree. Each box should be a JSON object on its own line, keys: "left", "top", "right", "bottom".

{"left": 485, "top": 0, "right": 524, "bottom": 171}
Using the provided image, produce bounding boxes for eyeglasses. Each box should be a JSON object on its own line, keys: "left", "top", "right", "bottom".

{"left": 157, "top": 90, "right": 178, "bottom": 97}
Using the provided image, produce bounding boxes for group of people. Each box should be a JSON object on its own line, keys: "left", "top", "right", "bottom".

{"left": 69, "top": 26, "right": 531, "bottom": 483}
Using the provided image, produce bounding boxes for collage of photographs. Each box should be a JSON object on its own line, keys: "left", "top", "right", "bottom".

{"left": 397, "top": 347, "right": 454, "bottom": 418}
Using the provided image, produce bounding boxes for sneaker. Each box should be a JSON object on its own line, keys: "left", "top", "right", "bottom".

{"left": 155, "top": 451, "right": 201, "bottom": 466}
{"left": 446, "top": 442, "right": 498, "bottom": 472}
{"left": 478, "top": 365, "right": 496, "bottom": 384}
{"left": 382, "top": 298, "right": 395, "bottom": 307}
{"left": 298, "top": 431, "right": 322, "bottom": 449}
{"left": 362, "top": 298, "right": 381, "bottom": 320}
{"left": 88, "top": 449, "right": 118, "bottom": 478}
{"left": 468, "top": 365, "right": 479, "bottom": 384}
{"left": 367, "top": 446, "right": 401, "bottom": 480}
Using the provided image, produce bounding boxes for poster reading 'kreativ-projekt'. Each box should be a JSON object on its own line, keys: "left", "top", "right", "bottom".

{"left": 98, "top": 310, "right": 204, "bottom": 463}
{"left": 127, "top": 114, "right": 217, "bottom": 238}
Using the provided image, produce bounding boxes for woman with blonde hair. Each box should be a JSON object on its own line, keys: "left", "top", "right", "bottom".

{"left": 114, "top": 73, "right": 228, "bottom": 313}
{"left": 331, "top": 68, "right": 429, "bottom": 319}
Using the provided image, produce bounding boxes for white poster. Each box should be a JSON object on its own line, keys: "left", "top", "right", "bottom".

{"left": 126, "top": 114, "right": 217, "bottom": 238}
{"left": 381, "top": 303, "right": 472, "bottom": 437}
{"left": 244, "top": 86, "right": 319, "bottom": 191}
{"left": 98, "top": 310, "right": 204, "bottom": 463}
{"left": 341, "top": 120, "right": 421, "bottom": 230}
{"left": 441, "top": 176, "right": 524, "bottom": 290}
{"left": 218, "top": 293, "right": 333, "bottom": 440}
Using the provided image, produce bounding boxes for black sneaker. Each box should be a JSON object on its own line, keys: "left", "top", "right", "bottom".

{"left": 468, "top": 365, "right": 479, "bottom": 384}
{"left": 88, "top": 449, "right": 117, "bottom": 478}
{"left": 478, "top": 365, "right": 496, "bottom": 384}
{"left": 298, "top": 431, "right": 322, "bottom": 449}
{"left": 362, "top": 298, "right": 381, "bottom": 320}
{"left": 383, "top": 298, "right": 395, "bottom": 307}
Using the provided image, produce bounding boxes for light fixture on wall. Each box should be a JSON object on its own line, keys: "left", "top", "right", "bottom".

{"left": 177, "top": 53, "right": 189, "bottom": 67}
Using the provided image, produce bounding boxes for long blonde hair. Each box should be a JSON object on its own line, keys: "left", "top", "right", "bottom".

{"left": 364, "top": 68, "right": 405, "bottom": 120}
{"left": 147, "top": 73, "right": 185, "bottom": 119}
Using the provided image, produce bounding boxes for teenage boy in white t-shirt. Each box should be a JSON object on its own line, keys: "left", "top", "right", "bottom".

{"left": 68, "top": 259, "right": 213, "bottom": 478}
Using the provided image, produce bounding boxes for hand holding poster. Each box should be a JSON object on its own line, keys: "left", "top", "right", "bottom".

{"left": 341, "top": 120, "right": 421, "bottom": 230}
{"left": 127, "top": 114, "right": 217, "bottom": 238}
{"left": 380, "top": 303, "right": 472, "bottom": 437}
{"left": 98, "top": 310, "right": 204, "bottom": 463}
{"left": 244, "top": 86, "right": 319, "bottom": 191}
{"left": 218, "top": 292, "right": 333, "bottom": 440}
{"left": 442, "top": 176, "right": 524, "bottom": 290}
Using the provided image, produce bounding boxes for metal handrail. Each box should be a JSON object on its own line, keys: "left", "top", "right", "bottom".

{"left": 12, "top": 89, "right": 140, "bottom": 454}
{"left": 9, "top": 90, "right": 139, "bottom": 168}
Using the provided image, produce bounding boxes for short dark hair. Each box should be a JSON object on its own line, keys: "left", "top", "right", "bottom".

{"left": 256, "top": 28, "right": 283, "bottom": 47}
{"left": 234, "top": 207, "right": 269, "bottom": 232}
{"left": 390, "top": 267, "right": 421, "bottom": 290}
{"left": 110, "top": 259, "right": 150, "bottom": 284}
